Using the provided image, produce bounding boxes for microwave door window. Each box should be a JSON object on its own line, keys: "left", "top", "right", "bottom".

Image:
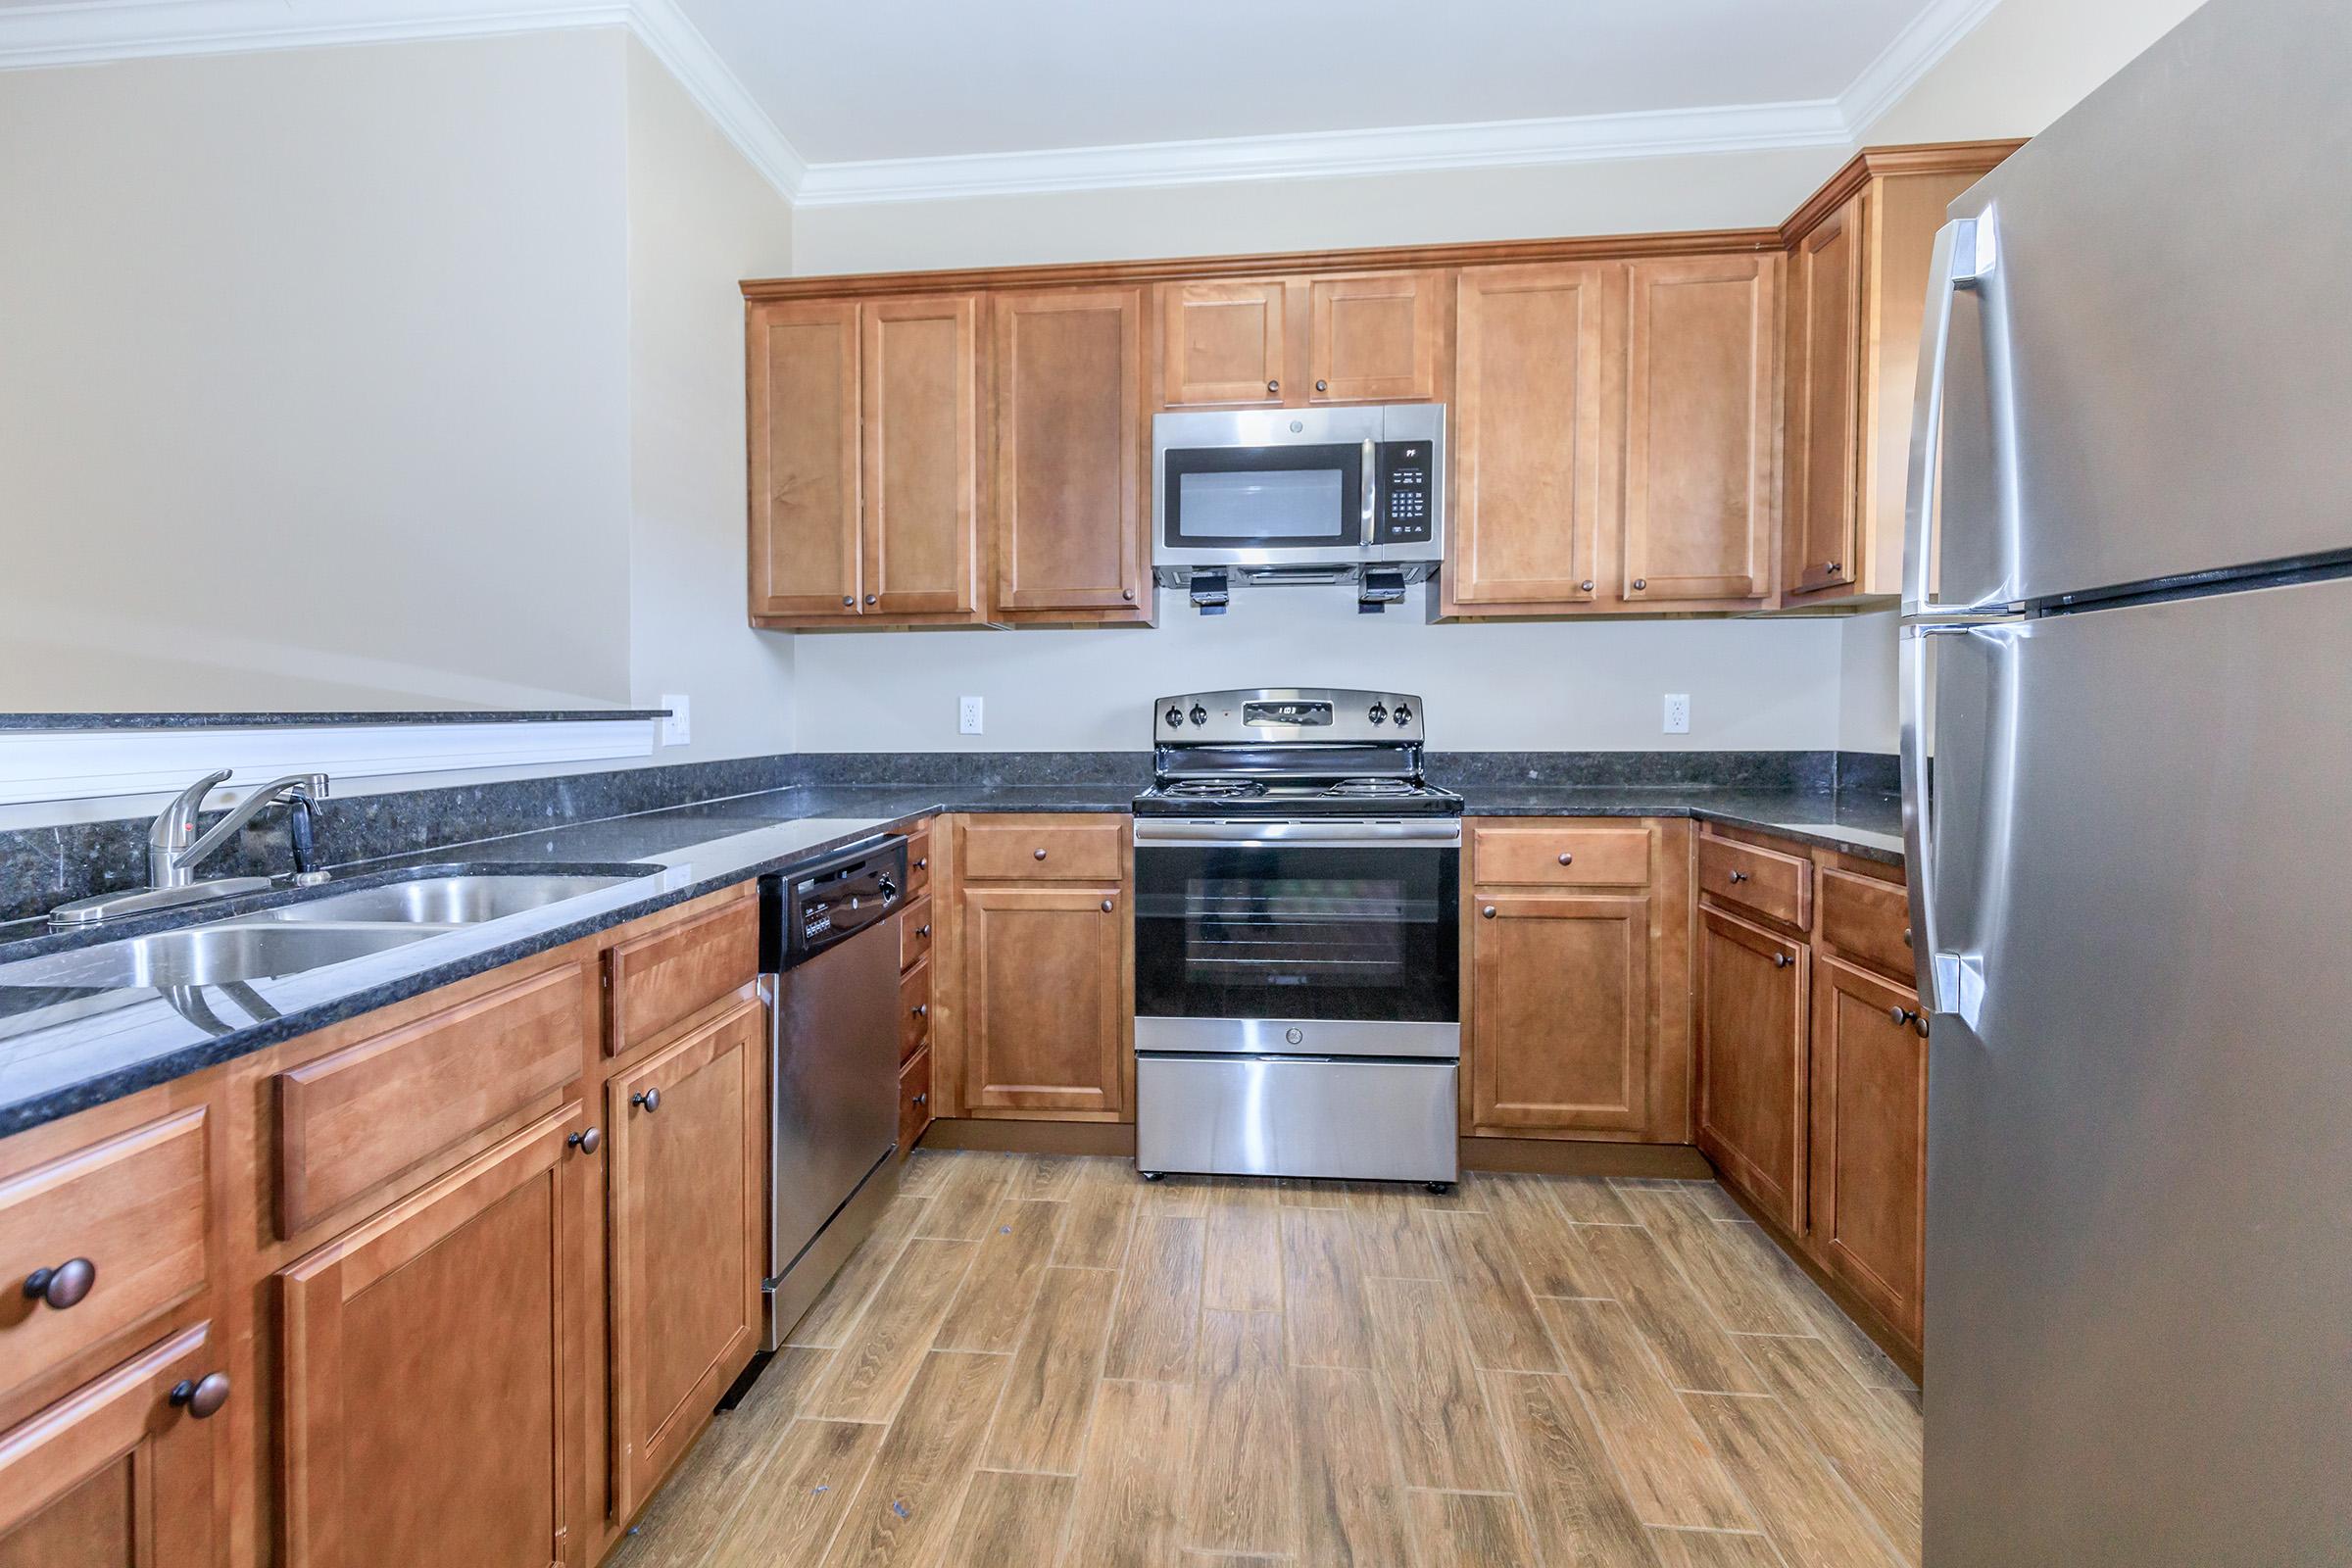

{"left": 1177, "top": 469, "right": 1346, "bottom": 541}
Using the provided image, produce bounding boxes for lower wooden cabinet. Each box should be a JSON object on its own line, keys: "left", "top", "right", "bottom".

{"left": 0, "top": 1321, "right": 227, "bottom": 1566}
{"left": 1695, "top": 906, "right": 1809, "bottom": 1232}
{"left": 605, "top": 997, "right": 764, "bottom": 1520}
{"left": 957, "top": 883, "right": 1129, "bottom": 1119}
{"left": 1807, "top": 956, "right": 1928, "bottom": 1346}
{"left": 899, "top": 1047, "right": 933, "bottom": 1152}
{"left": 1468, "top": 894, "right": 1654, "bottom": 1136}
{"left": 277, "top": 1104, "right": 590, "bottom": 1568}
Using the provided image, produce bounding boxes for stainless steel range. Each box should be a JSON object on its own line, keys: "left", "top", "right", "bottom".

{"left": 1131, "top": 688, "right": 1461, "bottom": 1187}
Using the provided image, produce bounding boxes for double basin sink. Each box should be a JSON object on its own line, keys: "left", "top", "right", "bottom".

{"left": 0, "top": 870, "right": 659, "bottom": 991}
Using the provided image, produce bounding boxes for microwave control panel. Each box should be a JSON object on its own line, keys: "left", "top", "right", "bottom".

{"left": 1375, "top": 440, "right": 1435, "bottom": 545}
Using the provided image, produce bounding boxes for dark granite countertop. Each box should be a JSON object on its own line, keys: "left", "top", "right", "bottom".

{"left": 0, "top": 710, "right": 671, "bottom": 731}
{"left": 0, "top": 774, "right": 1891, "bottom": 1139}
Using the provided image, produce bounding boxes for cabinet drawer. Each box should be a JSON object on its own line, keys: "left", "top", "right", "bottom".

{"left": 906, "top": 828, "right": 933, "bottom": 897}
{"left": 958, "top": 817, "right": 1125, "bottom": 882}
{"left": 605, "top": 898, "right": 759, "bottom": 1057}
{"left": 901, "top": 957, "right": 931, "bottom": 1064}
{"left": 899, "top": 1047, "right": 933, "bottom": 1153}
{"left": 1697, "top": 834, "right": 1812, "bottom": 928}
{"left": 1471, "top": 823, "right": 1651, "bottom": 887}
{"left": 1818, "top": 867, "right": 1913, "bottom": 982}
{"left": 900, "top": 895, "right": 933, "bottom": 973}
{"left": 0, "top": 1109, "right": 209, "bottom": 1405}
{"left": 276, "top": 961, "right": 584, "bottom": 1237}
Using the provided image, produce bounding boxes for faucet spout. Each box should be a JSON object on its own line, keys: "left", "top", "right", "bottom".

{"left": 165, "top": 773, "right": 332, "bottom": 888}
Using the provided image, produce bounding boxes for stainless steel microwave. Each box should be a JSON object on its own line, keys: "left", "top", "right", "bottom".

{"left": 1151, "top": 404, "right": 1445, "bottom": 589}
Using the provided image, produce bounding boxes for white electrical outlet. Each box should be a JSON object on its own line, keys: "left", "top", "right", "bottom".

{"left": 661, "top": 695, "right": 691, "bottom": 747}
{"left": 958, "top": 695, "right": 984, "bottom": 735}
{"left": 1663, "top": 694, "right": 1690, "bottom": 735}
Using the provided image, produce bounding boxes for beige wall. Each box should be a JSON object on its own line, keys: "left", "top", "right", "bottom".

{"left": 623, "top": 39, "right": 796, "bottom": 763}
{"left": 0, "top": 31, "right": 635, "bottom": 711}
{"left": 1857, "top": 0, "right": 2208, "bottom": 144}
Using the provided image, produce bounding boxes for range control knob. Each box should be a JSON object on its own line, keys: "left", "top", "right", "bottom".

{"left": 1189, "top": 705, "right": 1208, "bottom": 726}
{"left": 1367, "top": 703, "right": 1389, "bottom": 725}
{"left": 1392, "top": 704, "right": 1413, "bottom": 726}
{"left": 1164, "top": 706, "right": 1184, "bottom": 728}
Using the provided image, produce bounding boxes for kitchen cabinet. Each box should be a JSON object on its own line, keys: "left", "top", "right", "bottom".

{"left": 1157, "top": 271, "right": 1444, "bottom": 408}
{"left": 0, "top": 1322, "right": 228, "bottom": 1566}
{"left": 1620, "top": 253, "right": 1779, "bottom": 608}
{"left": 994, "top": 287, "right": 1152, "bottom": 622}
{"left": 936, "top": 814, "right": 1133, "bottom": 1123}
{"left": 747, "top": 293, "right": 988, "bottom": 627}
{"left": 604, "top": 997, "right": 764, "bottom": 1520}
{"left": 277, "top": 1105, "right": 590, "bottom": 1568}
{"left": 1446, "top": 263, "right": 1615, "bottom": 612}
{"left": 1462, "top": 819, "right": 1691, "bottom": 1145}
{"left": 1779, "top": 144, "right": 2020, "bottom": 606}
{"left": 1695, "top": 905, "right": 1809, "bottom": 1233}
{"left": 1807, "top": 956, "right": 1928, "bottom": 1347}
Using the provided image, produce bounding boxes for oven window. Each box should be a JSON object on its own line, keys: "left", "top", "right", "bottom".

{"left": 1176, "top": 469, "right": 1346, "bottom": 541}
{"left": 1135, "top": 844, "right": 1457, "bottom": 1023}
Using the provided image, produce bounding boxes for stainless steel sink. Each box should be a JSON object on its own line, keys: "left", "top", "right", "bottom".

{"left": 0, "top": 922, "right": 440, "bottom": 990}
{"left": 251, "top": 873, "right": 638, "bottom": 926}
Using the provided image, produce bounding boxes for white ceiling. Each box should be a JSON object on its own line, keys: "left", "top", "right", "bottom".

{"left": 680, "top": 0, "right": 1936, "bottom": 165}
{"left": 0, "top": 0, "right": 2002, "bottom": 203}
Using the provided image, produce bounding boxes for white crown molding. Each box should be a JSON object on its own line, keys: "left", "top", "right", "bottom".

{"left": 792, "top": 100, "right": 1855, "bottom": 208}
{"left": 1839, "top": 0, "right": 2008, "bottom": 134}
{"left": 0, "top": 0, "right": 2003, "bottom": 208}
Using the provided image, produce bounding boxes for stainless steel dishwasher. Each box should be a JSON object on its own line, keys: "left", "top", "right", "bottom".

{"left": 757, "top": 834, "right": 906, "bottom": 1351}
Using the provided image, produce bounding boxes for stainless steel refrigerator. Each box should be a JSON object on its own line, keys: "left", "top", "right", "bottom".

{"left": 1902, "top": 0, "right": 2351, "bottom": 1560}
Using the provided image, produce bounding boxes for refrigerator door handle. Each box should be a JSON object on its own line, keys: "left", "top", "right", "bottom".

{"left": 1902, "top": 217, "right": 1994, "bottom": 619}
{"left": 1899, "top": 624, "right": 1943, "bottom": 1010}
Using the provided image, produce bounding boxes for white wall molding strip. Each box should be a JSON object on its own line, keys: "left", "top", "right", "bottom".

{"left": 0, "top": 720, "right": 659, "bottom": 808}
{"left": 0, "top": 0, "right": 2001, "bottom": 207}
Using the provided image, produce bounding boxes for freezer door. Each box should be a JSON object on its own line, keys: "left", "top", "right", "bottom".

{"left": 1913, "top": 0, "right": 2352, "bottom": 612}
{"left": 1920, "top": 576, "right": 2352, "bottom": 1564}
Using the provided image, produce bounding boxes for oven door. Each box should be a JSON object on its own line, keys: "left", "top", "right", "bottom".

{"left": 1133, "top": 818, "right": 1459, "bottom": 1057}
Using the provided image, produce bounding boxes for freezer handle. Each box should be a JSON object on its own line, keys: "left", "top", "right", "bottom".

{"left": 1902, "top": 218, "right": 1992, "bottom": 618}
{"left": 1898, "top": 626, "right": 1941, "bottom": 1010}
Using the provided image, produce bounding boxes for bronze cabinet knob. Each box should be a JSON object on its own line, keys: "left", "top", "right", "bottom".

{"left": 1315, "top": 379, "right": 1328, "bottom": 392}
{"left": 913, "top": 1003, "right": 928, "bottom": 1017}
{"left": 1728, "top": 870, "right": 1749, "bottom": 883}
{"left": 1557, "top": 853, "right": 1573, "bottom": 865}
{"left": 24, "top": 1257, "right": 96, "bottom": 1310}
{"left": 170, "top": 1372, "right": 231, "bottom": 1420}
{"left": 1034, "top": 848, "right": 1048, "bottom": 860}
{"left": 1772, "top": 953, "right": 1792, "bottom": 968}
{"left": 1889, "top": 1005, "right": 1923, "bottom": 1028}
{"left": 567, "top": 1126, "right": 602, "bottom": 1154}
{"left": 1632, "top": 578, "right": 1647, "bottom": 592}
{"left": 912, "top": 1092, "right": 928, "bottom": 1107}
{"left": 915, "top": 857, "right": 929, "bottom": 870}
{"left": 1121, "top": 589, "right": 1136, "bottom": 602}
{"left": 1267, "top": 379, "right": 1280, "bottom": 393}
{"left": 1483, "top": 906, "right": 1497, "bottom": 919}
{"left": 631, "top": 1087, "right": 662, "bottom": 1113}
{"left": 1101, "top": 899, "right": 1114, "bottom": 913}
{"left": 917, "top": 924, "right": 931, "bottom": 938}
{"left": 842, "top": 596, "right": 854, "bottom": 607}
{"left": 1581, "top": 579, "right": 1595, "bottom": 593}
{"left": 1826, "top": 561, "right": 1844, "bottom": 573}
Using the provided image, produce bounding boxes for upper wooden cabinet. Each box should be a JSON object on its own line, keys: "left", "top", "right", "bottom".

{"left": 995, "top": 287, "right": 1151, "bottom": 622}
{"left": 1780, "top": 143, "right": 2021, "bottom": 606}
{"left": 1157, "top": 270, "right": 1445, "bottom": 408}
{"left": 747, "top": 293, "right": 988, "bottom": 627}
{"left": 1621, "top": 254, "right": 1778, "bottom": 609}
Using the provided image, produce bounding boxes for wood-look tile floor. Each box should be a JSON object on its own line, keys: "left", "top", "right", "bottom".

{"left": 609, "top": 1154, "right": 1922, "bottom": 1568}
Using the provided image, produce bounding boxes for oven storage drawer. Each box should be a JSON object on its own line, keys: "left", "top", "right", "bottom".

{"left": 1136, "top": 1054, "right": 1458, "bottom": 1183}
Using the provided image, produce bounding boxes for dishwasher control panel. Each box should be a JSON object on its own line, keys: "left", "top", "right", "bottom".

{"left": 762, "top": 836, "right": 908, "bottom": 970}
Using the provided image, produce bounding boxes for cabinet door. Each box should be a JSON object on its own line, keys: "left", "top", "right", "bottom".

{"left": 1468, "top": 894, "right": 1652, "bottom": 1136}
{"left": 995, "top": 287, "right": 1149, "bottom": 619}
{"left": 1808, "top": 957, "right": 1927, "bottom": 1348}
{"left": 960, "top": 884, "right": 1128, "bottom": 1119}
{"left": 1307, "top": 271, "right": 1442, "bottom": 403}
{"left": 1160, "top": 281, "right": 1286, "bottom": 406}
{"left": 747, "top": 299, "right": 861, "bottom": 619}
{"left": 0, "top": 1322, "right": 224, "bottom": 1567}
{"left": 279, "top": 1106, "right": 587, "bottom": 1568}
{"left": 1695, "top": 906, "right": 1807, "bottom": 1231}
{"left": 1448, "top": 264, "right": 1615, "bottom": 609}
{"left": 1622, "top": 255, "right": 1778, "bottom": 605}
{"left": 861, "top": 295, "right": 984, "bottom": 617}
{"left": 605, "top": 999, "right": 763, "bottom": 1520}
{"left": 1784, "top": 195, "right": 1864, "bottom": 598}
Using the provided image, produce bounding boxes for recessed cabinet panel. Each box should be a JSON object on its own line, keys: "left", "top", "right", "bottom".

{"left": 960, "top": 885, "right": 1128, "bottom": 1119}
{"left": 1161, "top": 281, "right": 1286, "bottom": 406}
{"left": 1808, "top": 957, "right": 1927, "bottom": 1345}
{"left": 1622, "top": 255, "right": 1778, "bottom": 605}
{"left": 748, "top": 300, "right": 861, "bottom": 618}
{"left": 996, "top": 288, "right": 1148, "bottom": 618}
{"left": 1786, "top": 196, "right": 1864, "bottom": 596}
{"left": 1448, "top": 264, "right": 1615, "bottom": 608}
{"left": 1696, "top": 906, "right": 1807, "bottom": 1231}
{"left": 1469, "top": 895, "right": 1651, "bottom": 1135}
{"left": 862, "top": 295, "right": 983, "bottom": 616}
{"left": 1308, "top": 271, "right": 1442, "bottom": 403}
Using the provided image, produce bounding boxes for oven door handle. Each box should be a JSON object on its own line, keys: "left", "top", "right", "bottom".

{"left": 1133, "top": 818, "right": 1461, "bottom": 849}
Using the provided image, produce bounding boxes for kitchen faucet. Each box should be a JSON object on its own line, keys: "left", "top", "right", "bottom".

{"left": 48, "top": 769, "right": 332, "bottom": 928}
